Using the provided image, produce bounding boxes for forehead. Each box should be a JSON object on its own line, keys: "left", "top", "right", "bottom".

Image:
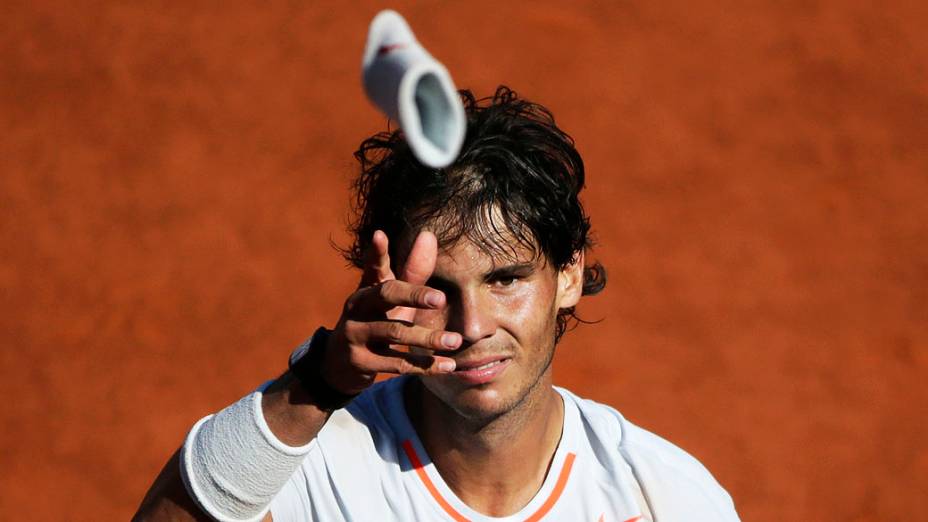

{"left": 393, "top": 221, "right": 546, "bottom": 280}
{"left": 432, "top": 235, "right": 541, "bottom": 275}
{"left": 404, "top": 202, "right": 540, "bottom": 257}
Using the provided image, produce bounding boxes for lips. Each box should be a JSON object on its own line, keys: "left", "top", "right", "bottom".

{"left": 451, "top": 355, "right": 511, "bottom": 385}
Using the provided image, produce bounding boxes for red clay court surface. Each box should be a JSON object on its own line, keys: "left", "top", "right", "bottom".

{"left": 2, "top": 2, "right": 927, "bottom": 520}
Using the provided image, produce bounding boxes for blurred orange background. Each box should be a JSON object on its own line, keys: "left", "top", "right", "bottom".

{"left": 2, "top": 1, "right": 926, "bottom": 520}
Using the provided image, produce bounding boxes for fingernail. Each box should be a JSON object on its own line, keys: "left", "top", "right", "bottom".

{"left": 425, "top": 292, "right": 442, "bottom": 308}
{"left": 441, "top": 333, "right": 461, "bottom": 348}
{"left": 437, "top": 360, "right": 456, "bottom": 372}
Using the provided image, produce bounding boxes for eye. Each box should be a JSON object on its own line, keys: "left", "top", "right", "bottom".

{"left": 493, "top": 276, "right": 518, "bottom": 287}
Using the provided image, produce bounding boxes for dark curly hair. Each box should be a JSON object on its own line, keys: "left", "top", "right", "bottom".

{"left": 345, "top": 86, "right": 605, "bottom": 341}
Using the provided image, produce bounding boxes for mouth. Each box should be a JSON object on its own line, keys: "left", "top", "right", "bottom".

{"left": 451, "top": 356, "right": 511, "bottom": 385}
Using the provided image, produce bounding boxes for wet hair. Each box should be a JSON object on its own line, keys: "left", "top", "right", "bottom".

{"left": 345, "top": 86, "right": 606, "bottom": 341}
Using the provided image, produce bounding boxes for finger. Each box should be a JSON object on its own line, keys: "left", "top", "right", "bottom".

{"left": 359, "top": 230, "right": 395, "bottom": 288}
{"left": 399, "top": 230, "right": 437, "bottom": 285}
{"left": 391, "top": 230, "right": 438, "bottom": 323}
{"left": 348, "top": 320, "right": 462, "bottom": 351}
{"left": 350, "top": 346, "right": 456, "bottom": 375}
{"left": 350, "top": 279, "right": 446, "bottom": 315}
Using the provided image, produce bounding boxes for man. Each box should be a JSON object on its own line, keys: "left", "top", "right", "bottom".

{"left": 136, "top": 87, "right": 740, "bottom": 521}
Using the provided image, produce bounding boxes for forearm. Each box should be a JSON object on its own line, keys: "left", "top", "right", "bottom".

{"left": 134, "top": 372, "right": 330, "bottom": 522}
{"left": 260, "top": 371, "right": 333, "bottom": 447}
{"left": 134, "top": 449, "right": 216, "bottom": 522}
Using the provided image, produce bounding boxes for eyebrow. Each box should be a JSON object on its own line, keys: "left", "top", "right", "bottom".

{"left": 426, "top": 262, "right": 538, "bottom": 289}
{"left": 484, "top": 262, "right": 537, "bottom": 281}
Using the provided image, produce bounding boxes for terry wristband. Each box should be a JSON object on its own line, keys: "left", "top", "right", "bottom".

{"left": 180, "top": 384, "right": 314, "bottom": 522}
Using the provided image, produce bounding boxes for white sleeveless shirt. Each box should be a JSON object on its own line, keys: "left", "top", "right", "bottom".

{"left": 269, "top": 376, "right": 739, "bottom": 522}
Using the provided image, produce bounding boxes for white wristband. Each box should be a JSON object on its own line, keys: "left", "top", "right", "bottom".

{"left": 362, "top": 9, "right": 466, "bottom": 169}
{"left": 180, "top": 385, "right": 314, "bottom": 522}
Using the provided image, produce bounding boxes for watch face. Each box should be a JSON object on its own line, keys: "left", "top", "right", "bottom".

{"left": 289, "top": 341, "right": 311, "bottom": 367}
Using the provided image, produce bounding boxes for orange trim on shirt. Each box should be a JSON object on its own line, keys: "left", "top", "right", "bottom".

{"left": 401, "top": 439, "right": 577, "bottom": 522}
{"left": 403, "top": 440, "right": 470, "bottom": 521}
{"left": 521, "top": 452, "right": 575, "bottom": 522}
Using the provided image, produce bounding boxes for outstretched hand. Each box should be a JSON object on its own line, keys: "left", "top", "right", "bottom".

{"left": 322, "top": 230, "right": 460, "bottom": 395}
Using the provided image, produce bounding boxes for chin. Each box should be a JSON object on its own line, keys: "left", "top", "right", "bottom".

{"left": 421, "top": 376, "right": 527, "bottom": 423}
{"left": 454, "top": 387, "right": 515, "bottom": 420}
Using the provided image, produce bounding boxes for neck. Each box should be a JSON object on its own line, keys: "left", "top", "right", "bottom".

{"left": 404, "top": 374, "right": 565, "bottom": 517}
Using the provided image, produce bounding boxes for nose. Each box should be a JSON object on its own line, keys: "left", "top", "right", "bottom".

{"left": 446, "top": 289, "right": 497, "bottom": 344}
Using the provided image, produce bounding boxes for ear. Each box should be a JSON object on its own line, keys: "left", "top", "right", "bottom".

{"left": 556, "top": 251, "right": 584, "bottom": 310}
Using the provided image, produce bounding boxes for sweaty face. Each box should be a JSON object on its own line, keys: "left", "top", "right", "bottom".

{"left": 409, "top": 235, "right": 582, "bottom": 422}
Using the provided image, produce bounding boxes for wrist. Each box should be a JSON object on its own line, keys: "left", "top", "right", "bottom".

{"left": 288, "top": 327, "right": 360, "bottom": 411}
{"left": 261, "top": 373, "right": 331, "bottom": 446}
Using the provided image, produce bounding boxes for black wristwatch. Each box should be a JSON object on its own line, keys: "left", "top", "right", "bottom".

{"left": 288, "top": 327, "right": 359, "bottom": 411}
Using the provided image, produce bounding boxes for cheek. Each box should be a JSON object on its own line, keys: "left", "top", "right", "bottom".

{"left": 500, "top": 293, "right": 532, "bottom": 321}
{"left": 414, "top": 307, "right": 446, "bottom": 329}
{"left": 499, "top": 285, "right": 557, "bottom": 331}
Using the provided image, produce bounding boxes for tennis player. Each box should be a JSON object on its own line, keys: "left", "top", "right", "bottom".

{"left": 135, "top": 87, "right": 740, "bottom": 522}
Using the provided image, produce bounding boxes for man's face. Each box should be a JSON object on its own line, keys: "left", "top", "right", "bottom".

{"left": 408, "top": 233, "right": 583, "bottom": 422}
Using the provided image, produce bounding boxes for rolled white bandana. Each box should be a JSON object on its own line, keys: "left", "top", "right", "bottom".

{"left": 362, "top": 9, "right": 466, "bottom": 169}
{"left": 180, "top": 385, "right": 314, "bottom": 522}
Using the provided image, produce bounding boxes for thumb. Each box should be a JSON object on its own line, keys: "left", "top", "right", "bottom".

{"left": 399, "top": 230, "right": 437, "bottom": 285}
{"left": 387, "top": 230, "right": 438, "bottom": 324}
